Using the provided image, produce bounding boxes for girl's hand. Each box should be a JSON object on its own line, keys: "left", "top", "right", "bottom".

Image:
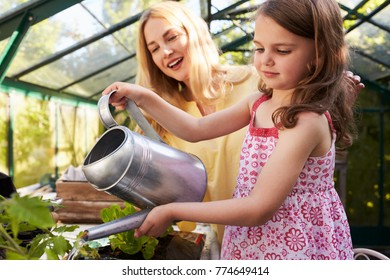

{"left": 134, "top": 205, "right": 175, "bottom": 238}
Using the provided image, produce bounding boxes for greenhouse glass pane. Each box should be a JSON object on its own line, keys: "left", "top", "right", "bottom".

{"left": 210, "top": 1, "right": 257, "bottom": 52}
{"left": 82, "top": 106, "right": 100, "bottom": 153}
{"left": 12, "top": 94, "right": 54, "bottom": 188}
{"left": 371, "top": 3, "right": 390, "bottom": 27}
{"left": 19, "top": 35, "right": 130, "bottom": 92}
{"left": 0, "top": 0, "right": 31, "bottom": 18}
{"left": 0, "top": 38, "right": 9, "bottom": 55}
{"left": 71, "top": 106, "right": 100, "bottom": 167}
{"left": 338, "top": 0, "right": 366, "bottom": 9}
{"left": 66, "top": 58, "right": 138, "bottom": 99}
{"left": 56, "top": 105, "right": 75, "bottom": 173}
{"left": 109, "top": 22, "right": 140, "bottom": 54}
{"left": 349, "top": 51, "right": 390, "bottom": 80}
{"left": 0, "top": 91, "right": 8, "bottom": 174}
{"left": 211, "top": 0, "right": 264, "bottom": 12}
{"left": 347, "top": 22, "right": 390, "bottom": 68}
{"left": 7, "top": 4, "right": 105, "bottom": 76}
{"left": 212, "top": 20, "right": 253, "bottom": 42}
{"left": 212, "top": 0, "right": 238, "bottom": 11}
{"left": 347, "top": 111, "right": 382, "bottom": 226}
{"left": 384, "top": 128, "right": 390, "bottom": 227}
{"left": 82, "top": 0, "right": 163, "bottom": 27}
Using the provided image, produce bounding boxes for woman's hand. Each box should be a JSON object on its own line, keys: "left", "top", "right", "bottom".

{"left": 134, "top": 204, "right": 175, "bottom": 238}
{"left": 345, "top": 71, "right": 365, "bottom": 107}
{"left": 102, "top": 82, "right": 130, "bottom": 110}
{"left": 102, "top": 82, "right": 153, "bottom": 110}
{"left": 346, "top": 71, "right": 365, "bottom": 92}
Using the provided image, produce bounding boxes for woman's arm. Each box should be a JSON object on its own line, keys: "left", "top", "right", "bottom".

{"left": 102, "top": 82, "right": 260, "bottom": 142}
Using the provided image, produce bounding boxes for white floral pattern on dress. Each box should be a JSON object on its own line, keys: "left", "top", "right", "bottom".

{"left": 220, "top": 95, "right": 353, "bottom": 260}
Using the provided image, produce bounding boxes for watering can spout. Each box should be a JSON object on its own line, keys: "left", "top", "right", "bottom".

{"left": 82, "top": 209, "right": 151, "bottom": 241}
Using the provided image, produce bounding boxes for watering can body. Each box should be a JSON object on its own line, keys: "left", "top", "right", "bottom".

{"left": 81, "top": 91, "right": 207, "bottom": 241}
{"left": 82, "top": 125, "right": 207, "bottom": 209}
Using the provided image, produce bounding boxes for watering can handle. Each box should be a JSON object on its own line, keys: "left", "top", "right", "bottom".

{"left": 98, "top": 90, "right": 165, "bottom": 143}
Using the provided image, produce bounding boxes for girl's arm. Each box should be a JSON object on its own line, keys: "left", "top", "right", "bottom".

{"left": 102, "top": 82, "right": 260, "bottom": 142}
{"left": 135, "top": 111, "right": 331, "bottom": 238}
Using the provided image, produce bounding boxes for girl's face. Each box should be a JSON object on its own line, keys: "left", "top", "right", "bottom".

{"left": 144, "top": 17, "right": 190, "bottom": 86}
{"left": 253, "top": 15, "right": 316, "bottom": 93}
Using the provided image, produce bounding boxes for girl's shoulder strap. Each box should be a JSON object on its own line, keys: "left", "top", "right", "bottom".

{"left": 324, "top": 111, "right": 336, "bottom": 132}
{"left": 252, "top": 94, "right": 269, "bottom": 111}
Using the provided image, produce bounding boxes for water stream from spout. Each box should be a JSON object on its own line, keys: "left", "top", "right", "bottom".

{"left": 65, "top": 232, "right": 88, "bottom": 260}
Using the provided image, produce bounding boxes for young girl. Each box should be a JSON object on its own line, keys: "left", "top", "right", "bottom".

{"left": 135, "top": 1, "right": 261, "bottom": 241}
{"left": 132, "top": 1, "right": 363, "bottom": 243}
{"left": 103, "top": 0, "right": 356, "bottom": 260}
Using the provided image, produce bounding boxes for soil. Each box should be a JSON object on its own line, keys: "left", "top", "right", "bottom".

{"left": 17, "top": 229, "right": 46, "bottom": 247}
{"left": 0, "top": 228, "right": 45, "bottom": 260}
{"left": 81, "top": 232, "right": 205, "bottom": 260}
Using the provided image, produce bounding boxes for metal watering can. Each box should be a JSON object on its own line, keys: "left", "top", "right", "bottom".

{"left": 81, "top": 90, "right": 207, "bottom": 241}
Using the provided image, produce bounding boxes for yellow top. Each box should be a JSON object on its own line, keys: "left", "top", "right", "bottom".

{"left": 164, "top": 65, "right": 259, "bottom": 244}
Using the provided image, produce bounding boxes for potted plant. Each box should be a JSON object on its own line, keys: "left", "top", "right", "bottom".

{"left": 75, "top": 203, "right": 206, "bottom": 260}
{"left": 0, "top": 193, "right": 79, "bottom": 260}
{"left": 1, "top": 193, "right": 206, "bottom": 260}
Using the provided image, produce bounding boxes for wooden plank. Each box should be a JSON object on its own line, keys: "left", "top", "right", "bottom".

{"left": 56, "top": 180, "right": 122, "bottom": 202}
{"left": 55, "top": 200, "right": 126, "bottom": 223}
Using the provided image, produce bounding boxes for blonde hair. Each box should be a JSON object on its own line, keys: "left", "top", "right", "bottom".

{"left": 135, "top": 1, "right": 252, "bottom": 137}
{"left": 256, "top": 0, "right": 356, "bottom": 148}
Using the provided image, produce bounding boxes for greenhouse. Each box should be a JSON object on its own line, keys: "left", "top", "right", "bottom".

{"left": 0, "top": 0, "right": 389, "bottom": 261}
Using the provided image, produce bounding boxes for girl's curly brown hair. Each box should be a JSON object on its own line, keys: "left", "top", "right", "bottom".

{"left": 256, "top": 0, "right": 357, "bottom": 149}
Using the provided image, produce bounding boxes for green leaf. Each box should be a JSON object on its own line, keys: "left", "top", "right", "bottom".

{"left": 6, "top": 250, "right": 29, "bottom": 260}
{"left": 146, "top": 238, "right": 159, "bottom": 248}
{"left": 120, "top": 243, "right": 142, "bottom": 255}
{"left": 52, "top": 225, "right": 79, "bottom": 234}
{"left": 50, "top": 235, "right": 72, "bottom": 256}
{"left": 27, "top": 236, "right": 49, "bottom": 259}
{"left": 142, "top": 245, "right": 156, "bottom": 260}
{"left": 109, "top": 236, "right": 126, "bottom": 250}
{"left": 0, "top": 194, "right": 79, "bottom": 260}
{"left": 77, "top": 243, "right": 100, "bottom": 259}
{"left": 45, "top": 248, "right": 59, "bottom": 260}
{"left": 101, "top": 204, "right": 122, "bottom": 222}
{"left": 6, "top": 194, "right": 55, "bottom": 229}
{"left": 98, "top": 202, "right": 173, "bottom": 259}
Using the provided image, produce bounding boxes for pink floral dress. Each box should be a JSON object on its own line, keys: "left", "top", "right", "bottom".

{"left": 220, "top": 95, "right": 353, "bottom": 260}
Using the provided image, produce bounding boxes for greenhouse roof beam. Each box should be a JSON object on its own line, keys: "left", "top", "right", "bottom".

{"left": 58, "top": 52, "right": 136, "bottom": 93}
{"left": 344, "top": 0, "right": 390, "bottom": 34}
{"left": 0, "top": 0, "right": 83, "bottom": 41}
{"left": 0, "top": 12, "right": 33, "bottom": 83}
{"left": 11, "top": 10, "right": 142, "bottom": 80}
{"left": 2, "top": 76, "right": 95, "bottom": 105}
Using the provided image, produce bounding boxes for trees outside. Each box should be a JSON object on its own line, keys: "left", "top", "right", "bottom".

{"left": 0, "top": 90, "right": 99, "bottom": 189}
{"left": 0, "top": 93, "right": 8, "bottom": 173}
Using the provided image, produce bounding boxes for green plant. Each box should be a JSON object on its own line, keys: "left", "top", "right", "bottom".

{"left": 100, "top": 203, "right": 173, "bottom": 259}
{"left": 0, "top": 193, "right": 78, "bottom": 260}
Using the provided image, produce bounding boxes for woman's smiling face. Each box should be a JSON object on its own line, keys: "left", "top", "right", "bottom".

{"left": 144, "top": 17, "right": 190, "bottom": 86}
